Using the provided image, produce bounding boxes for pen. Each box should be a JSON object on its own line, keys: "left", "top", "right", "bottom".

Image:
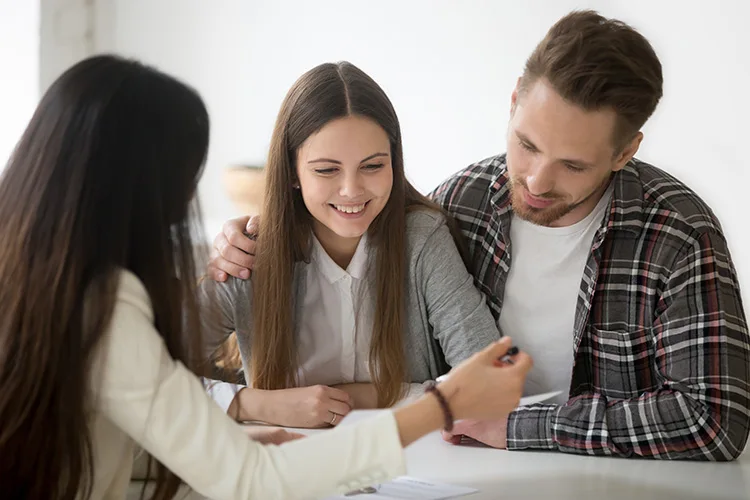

{"left": 435, "top": 345, "right": 520, "bottom": 383}
{"left": 497, "top": 345, "right": 519, "bottom": 365}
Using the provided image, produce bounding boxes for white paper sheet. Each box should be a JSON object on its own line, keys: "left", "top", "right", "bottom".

{"left": 323, "top": 476, "right": 478, "bottom": 499}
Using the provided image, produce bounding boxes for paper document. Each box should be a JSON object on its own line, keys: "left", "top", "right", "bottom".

{"left": 323, "top": 476, "right": 477, "bottom": 499}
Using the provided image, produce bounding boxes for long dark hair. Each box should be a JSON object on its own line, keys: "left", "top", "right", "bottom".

{"left": 252, "top": 61, "right": 463, "bottom": 407}
{"left": 0, "top": 55, "right": 209, "bottom": 499}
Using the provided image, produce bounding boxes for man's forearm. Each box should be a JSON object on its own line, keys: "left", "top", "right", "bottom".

{"left": 507, "top": 389, "right": 748, "bottom": 460}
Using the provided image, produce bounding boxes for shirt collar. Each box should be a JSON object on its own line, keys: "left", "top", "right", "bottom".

{"left": 311, "top": 232, "right": 370, "bottom": 284}
{"left": 604, "top": 160, "right": 645, "bottom": 235}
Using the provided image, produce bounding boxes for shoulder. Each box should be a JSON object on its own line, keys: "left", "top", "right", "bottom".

{"left": 115, "top": 269, "right": 154, "bottom": 320}
{"left": 405, "top": 208, "right": 447, "bottom": 241}
{"left": 633, "top": 160, "right": 724, "bottom": 235}
{"left": 197, "top": 271, "right": 254, "bottom": 320}
{"left": 93, "top": 270, "right": 171, "bottom": 395}
{"left": 428, "top": 153, "right": 508, "bottom": 208}
{"left": 200, "top": 273, "right": 253, "bottom": 300}
{"left": 404, "top": 209, "right": 459, "bottom": 261}
{"left": 615, "top": 160, "right": 726, "bottom": 252}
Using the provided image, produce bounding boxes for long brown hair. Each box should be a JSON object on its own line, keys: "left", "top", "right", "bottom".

{"left": 0, "top": 55, "right": 209, "bottom": 499}
{"left": 252, "top": 62, "right": 460, "bottom": 407}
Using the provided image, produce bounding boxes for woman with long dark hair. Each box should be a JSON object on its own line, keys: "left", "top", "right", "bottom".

{"left": 0, "top": 55, "right": 530, "bottom": 499}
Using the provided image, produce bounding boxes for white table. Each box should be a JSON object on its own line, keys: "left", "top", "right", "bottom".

{"left": 399, "top": 430, "right": 750, "bottom": 500}
{"left": 285, "top": 420, "right": 750, "bottom": 500}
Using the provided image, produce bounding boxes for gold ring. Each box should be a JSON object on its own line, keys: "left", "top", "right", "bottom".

{"left": 330, "top": 412, "right": 337, "bottom": 425}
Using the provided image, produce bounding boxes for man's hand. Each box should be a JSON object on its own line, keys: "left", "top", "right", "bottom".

{"left": 441, "top": 418, "right": 508, "bottom": 449}
{"left": 207, "top": 215, "right": 259, "bottom": 281}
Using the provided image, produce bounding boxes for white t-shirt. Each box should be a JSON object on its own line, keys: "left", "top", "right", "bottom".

{"left": 499, "top": 184, "right": 613, "bottom": 405}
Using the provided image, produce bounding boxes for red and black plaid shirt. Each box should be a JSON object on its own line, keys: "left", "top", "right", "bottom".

{"left": 430, "top": 154, "right": 750, "bottom": 460}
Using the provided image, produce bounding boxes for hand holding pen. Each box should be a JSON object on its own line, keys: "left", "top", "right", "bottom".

{"left": 436, "top": 344, "right": 521, "bottom": 383}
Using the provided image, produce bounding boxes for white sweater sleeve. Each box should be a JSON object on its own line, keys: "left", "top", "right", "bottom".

{"left": 94, "top": 272, "right": 406, "bottom": 500}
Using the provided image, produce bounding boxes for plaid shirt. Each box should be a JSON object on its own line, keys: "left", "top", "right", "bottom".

{"left": 429, "top": 154, "right": 750, "bottom": 460}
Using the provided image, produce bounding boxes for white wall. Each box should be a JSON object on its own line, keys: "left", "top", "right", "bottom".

{"left": 0, "top": 0, "right": 40, "bottom": 170}
{"left": 39, "top": 0, "right": 95, "bottom": 93}
{"left": 91, "top": 0, "right": 750, "bottom": 302}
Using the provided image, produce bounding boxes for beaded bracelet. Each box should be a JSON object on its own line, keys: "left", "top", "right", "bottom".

{"left": 425, "top": 382, "right": 454, "bottom": 432}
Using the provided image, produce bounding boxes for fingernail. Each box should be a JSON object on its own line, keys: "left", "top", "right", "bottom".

{"left": 240, "top": 269, "right": 250, "bottom": 279}
{"left": 218, "top": 272, "right": 226, "bottom": 281}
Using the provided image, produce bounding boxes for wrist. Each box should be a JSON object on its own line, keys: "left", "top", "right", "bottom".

{"left": 357, "top": 383, "right": 378, "bottom": 409}
{"left": 437, "top": 378, "right": 464, "bottom": 420}
{"left": 235, "top": 387, "right": 270, "bottom": 422}
{"left": 394, "top": 392, "right": 445, "bottom": 447}
{"left": 425, "top": 383, "right": 455, "bottom": 432}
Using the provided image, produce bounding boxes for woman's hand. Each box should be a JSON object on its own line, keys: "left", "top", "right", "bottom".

{"left": 439, "top": 337, "right": 531, "bottom": 421}
{"left": 264, "top": 385, "right": 354, "bottom": 428}
{"left": 393, "top": 338, "right": 531, "bottom": 447}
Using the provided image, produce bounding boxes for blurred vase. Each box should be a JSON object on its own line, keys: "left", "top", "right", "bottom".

{"left": 223, "top": 165, "right": 265, "bottom": 215}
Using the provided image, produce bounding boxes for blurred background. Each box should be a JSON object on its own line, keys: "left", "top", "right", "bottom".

{"left": 2, "top": 0, "right": 748, "bottom": 304}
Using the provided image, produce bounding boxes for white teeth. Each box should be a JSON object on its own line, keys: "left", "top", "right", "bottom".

{"left": 334, "top": 203, "right": 366, "bottom": 214}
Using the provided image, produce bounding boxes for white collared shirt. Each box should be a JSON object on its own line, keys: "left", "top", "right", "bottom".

{"left": 297, "top": 233, "right": 374, "bottom": 386}
{"left": 207, "top": 234, "right": 377, "bottom": 410}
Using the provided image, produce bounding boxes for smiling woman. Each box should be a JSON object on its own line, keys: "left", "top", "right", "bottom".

{"left": 196, "top": 61, "right": 506, "bottom": 430}
{"left": 296, "top": 115, "right": 394, "bottom": 267}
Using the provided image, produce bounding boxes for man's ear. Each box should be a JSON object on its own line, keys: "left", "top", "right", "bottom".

{"left": 613, "top": 132, "right": 643, "bottom": 172}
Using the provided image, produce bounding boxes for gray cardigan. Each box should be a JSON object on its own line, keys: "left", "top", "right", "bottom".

{"left": 199, "top": 209, "right": 501, "bottom": 385}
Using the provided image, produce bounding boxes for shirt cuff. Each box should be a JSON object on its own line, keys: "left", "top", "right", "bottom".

{"left": 202, "top": 377, "right": 245, "bottom": 414}
{"left": 506, "top": 404, "right": 558, "bottom": 451}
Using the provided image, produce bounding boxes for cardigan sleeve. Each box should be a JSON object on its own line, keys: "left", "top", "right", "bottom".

{"left": 92, "top": 271, "right": 407, "bottom": 499}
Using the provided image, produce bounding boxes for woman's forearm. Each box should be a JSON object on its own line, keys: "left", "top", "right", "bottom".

{"left": 332, "top": 383, "right": 379, "bottom": 409}
{"left": 228, "top": 387, "right": 273, "bottom": 422}
{"left": 393, "top": 394, "right": 444, "bottom": 446}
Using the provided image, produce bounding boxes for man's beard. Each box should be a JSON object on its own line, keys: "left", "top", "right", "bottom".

{"left": 509, "top": 176, "right": 608, "bottom": 227}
